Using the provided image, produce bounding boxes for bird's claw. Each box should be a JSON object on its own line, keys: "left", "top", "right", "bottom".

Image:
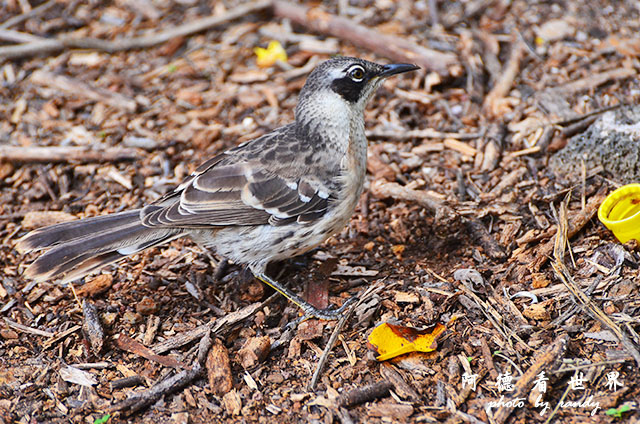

{"left": 300, "top": 296, "right": 358, "bottom": 321}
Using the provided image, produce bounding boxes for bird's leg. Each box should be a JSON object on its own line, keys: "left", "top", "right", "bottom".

{"left": 253, "top": 271, "right": 355, "bottom": 320}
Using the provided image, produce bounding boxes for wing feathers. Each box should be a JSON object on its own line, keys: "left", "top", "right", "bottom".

{"left": 139, "top": 138, "right": 335, "bottom": 229}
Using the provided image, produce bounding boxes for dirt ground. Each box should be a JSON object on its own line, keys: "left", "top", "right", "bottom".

{"left": 1, "top": 0, "right": 639, "bottom": 423}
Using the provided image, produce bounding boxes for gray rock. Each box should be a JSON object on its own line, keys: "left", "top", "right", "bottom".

{"left": 550, "top": 106, "right": 640, "bottom": 183}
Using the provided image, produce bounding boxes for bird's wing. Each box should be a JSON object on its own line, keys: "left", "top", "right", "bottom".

{"left": 141, "top": 153, "right": 333, "bottom": 229}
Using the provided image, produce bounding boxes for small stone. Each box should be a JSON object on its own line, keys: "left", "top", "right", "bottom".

{"left": 537, "top": 19, "right": 575, "bottom": 42}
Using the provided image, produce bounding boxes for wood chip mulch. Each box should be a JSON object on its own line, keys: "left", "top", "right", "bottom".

{"left": 1, "top": 0, "right": 639, "bottom": 423}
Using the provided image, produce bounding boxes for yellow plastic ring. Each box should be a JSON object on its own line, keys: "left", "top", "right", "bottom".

{"left": 598, "top": 184, "right": 640, "bottom": 244}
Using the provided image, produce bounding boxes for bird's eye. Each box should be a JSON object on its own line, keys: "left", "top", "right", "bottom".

{"left": 348, "top": 66, "right": 365, "bottom": 82}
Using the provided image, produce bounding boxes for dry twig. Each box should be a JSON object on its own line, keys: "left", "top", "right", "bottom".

{"left": 0, "top": 146, "right": 140, "bottom": 163}
{"left": 308, "top": 281, "right": 386, "bottom": 391}
{"left": 152, "top": 296, "right": 272, "bottom": 354}
{"left": 366, "top": 129, "right": 482, "bottom": 141}
{"left": 0, "top": 1, "right": 272, "bottom": 59}
{"left": 0, "top": 0, "right": 59, "bottom": 29}
{"left": 110, "top": 299, "right": 258, "bottom": 413}
{"left": 483, "top": 36, "right": 526, "bottom": 118}
{"left": 338, "top": 381, "right": 394, "bottom": 407}
{"left": 271, "top": 1, "right": 458, "bottom": 76}
{"left": 555, "top": 68, "right": 636, "bottom": 94}
{"left": 30, "top": 70, "right": 138, "bottom": 112}
{"left": 528, "top": 188, "right": 607, "bottom": 272}
{"left": 370, "top": 180, "right": 457, "bottom": 226}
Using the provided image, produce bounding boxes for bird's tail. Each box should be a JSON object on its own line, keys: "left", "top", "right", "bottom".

{"left": 16, "top": 210, "right": 182, "bottom": 284}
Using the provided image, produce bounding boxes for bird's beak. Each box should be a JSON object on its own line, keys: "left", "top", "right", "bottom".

{"left": 379, "top": 63, "right": 421, "bottom": 78}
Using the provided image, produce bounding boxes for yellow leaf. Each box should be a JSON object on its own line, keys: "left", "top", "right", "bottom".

{"left": 367, "top": 322, "right": 446, "bottom": 361}
{"left": 254, "top": 41, "right": 287, "bottom": 68}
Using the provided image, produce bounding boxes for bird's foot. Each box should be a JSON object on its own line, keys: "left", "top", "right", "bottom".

{"left": 299, "top": 296, "right": 357, "bottom": 321}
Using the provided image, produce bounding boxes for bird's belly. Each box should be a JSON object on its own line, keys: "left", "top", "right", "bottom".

{"left": 194, "top": 190, "right": 360, "bottom": 267}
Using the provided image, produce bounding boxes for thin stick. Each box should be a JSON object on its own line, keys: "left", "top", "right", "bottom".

{"left": 528, "top": 187, "right": 607, "bottom": 272}
{"left": 0, "top": 146, "right": 140, "bottom": 163}
{"left": 366, "top": 129, "right": 482, "bottom": 141}
{"left": 308, "top": 282, "right": 386, "bottom": 391}
{"left": 0, "top": 0, "right": 272, "bottom": 59}
{"left": 0, "top": 28, "right": 46, "bottom": 43}
{"left": 110, "top": 362, "right": 204, "bottom": 413}
{"left": 370, "top": 180, "right": 458, "bottom": 226}
{"left": 30, "top": 70, "right": 138, "bottom": 112}
{"left": 3, "top": 317, "right": 54, "bottom": 337}
{"left": 0, "top": 0, "right": 59, "bottom": 29}
{"left": 483, "top": 36, "right": 526, "bottom": 118}
{"left": 152, "top": 296, "right": 273, "bottom": 354}
{"left": 338, "top": 381, "right": 393, "bottom": 407}
{"left": 556, "top": 68, "right": 636, "bottom": 94}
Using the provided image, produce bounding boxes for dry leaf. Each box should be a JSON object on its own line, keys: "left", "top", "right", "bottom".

{"left": 368, "top": 322, "right": 446, "bottom": 361}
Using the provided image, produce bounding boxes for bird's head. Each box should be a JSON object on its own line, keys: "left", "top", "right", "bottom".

{"left": 295, "top": 57, "right": 420, "bottom": 123}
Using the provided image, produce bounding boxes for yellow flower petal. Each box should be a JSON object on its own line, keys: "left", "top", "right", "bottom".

{"left": 254, "top": 40, "right": 288, "bottom": 68}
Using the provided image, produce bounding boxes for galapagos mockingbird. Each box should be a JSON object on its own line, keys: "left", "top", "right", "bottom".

{"left": 17, "top": 56, "right": 420, "bottom": 319}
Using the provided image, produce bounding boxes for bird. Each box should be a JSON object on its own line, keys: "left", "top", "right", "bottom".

{"left": 16, "top": 56, "right": 420, "bottom": 320}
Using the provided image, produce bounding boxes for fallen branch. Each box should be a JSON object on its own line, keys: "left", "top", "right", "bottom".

{"left": 483, "top": 37, "right": 526, "bottom": 118}
{"left": 0, "top": 0, "right": 272, "bottom": 59}
{"left": 111, "top": 300, "right": 266, "bottom": 414}
{"left": 271, "top": 1, "right": 458, "bottom": 76}
{"left": 556, "top": 68, "right": 636, "bottom": 95}
{"left": 366, "top": 128, "right": 482, "bottom": 141}
{"left": 110, "top": 360, "right": 204, "bottom": 414}
{"left": 0, "top": 0, "right": 59, "bottom": 30}
{"left": 0, "top": 146, "right": 140, "bottom": 163}
{"left": 30, "top": 70, "right": 137, "bottom": 112}
{"left": 0, "top": 28, "right": 46, "bottom": 44}
{"left": 370, "top": 180, "right": 458, "bottom": 226}
{"left": 152, "top": 297, "right": 271, "bottom": 354}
